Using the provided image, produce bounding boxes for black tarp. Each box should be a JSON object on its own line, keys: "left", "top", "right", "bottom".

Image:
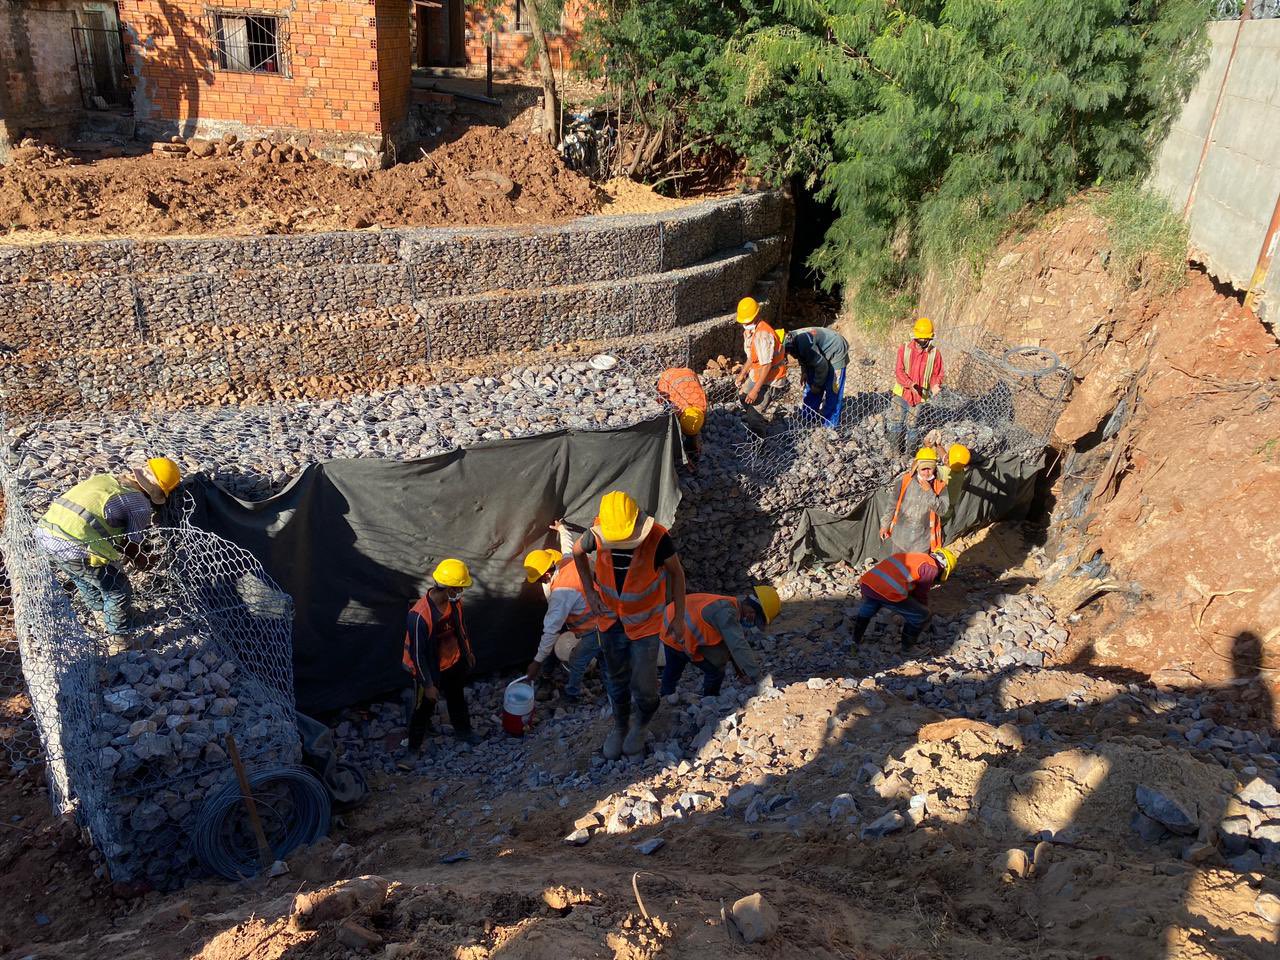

{"left": 187, "top": 417, "right": 682, "bottom": 714}
{"left": 789, "top": 450, "right": 1045, "bottom": 567}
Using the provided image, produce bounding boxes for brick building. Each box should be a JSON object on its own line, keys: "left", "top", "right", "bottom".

{"left": 1, "top": 0, "right": 129, "bottom": 153}
{"left": 119, "top": 0, "right": 411, "bottom": 166}
{"left": 413, "top": 0, "right": 587, "bottom": 72}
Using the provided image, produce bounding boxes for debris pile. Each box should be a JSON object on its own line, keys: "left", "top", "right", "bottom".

{"left": 5, "top": 139, "right": 81, "bottom": 169}
{"left": 152, "top": 134, "right": 316, "bottom": 164}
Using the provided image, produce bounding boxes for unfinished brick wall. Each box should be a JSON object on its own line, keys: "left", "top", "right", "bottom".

{"left": 119, "top": 0, "right": 411, "bottom": 164}
{"left": 0, "top": 0, "right": 88, "bottom": 152}
{"left": 464, "top": 0, "right": 587, "bottom": 72}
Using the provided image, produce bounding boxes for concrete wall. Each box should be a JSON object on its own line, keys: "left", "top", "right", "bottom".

{"left": 0, "top": 0, "right": 87, "bottom": 154}
{"left": 0, "top": 192, "right": 791, "bottom": 415}
{"left": 1150, "top": 17, "right": 1280, "bottom": 320}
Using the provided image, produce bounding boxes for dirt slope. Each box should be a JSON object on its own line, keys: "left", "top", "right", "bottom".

{"left": 922, "top": 199, "right": 1280, "bottom": 692}
{"left": 0, "top": 126, "right": 600, "bottom": 240}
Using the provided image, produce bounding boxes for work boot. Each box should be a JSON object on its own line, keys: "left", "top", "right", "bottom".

{"left": 622, "top": 715, "right": 647, "bottom": 757}
{"left": 900, "top": 624, "right": 924, "bottom": 650}
{"left": 454, "top": 729, "right": 483, "bottom": 747}
{"left": 851, "top": 616, "right": 872, "bottom": 647}
{"left": 603, "top": 724, "right": 625, "bottom": 761}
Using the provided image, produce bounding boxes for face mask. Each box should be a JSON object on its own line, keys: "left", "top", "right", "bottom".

{"left": 447, "top": 589, "right": 463, "bottom": 603}
{"left": 744, "top": 323, "right": 757, "bottom": 334}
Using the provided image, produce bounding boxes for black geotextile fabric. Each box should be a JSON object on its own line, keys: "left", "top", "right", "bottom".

{"left": 789, "top": 450, "right": 1045, "bottom": 568}
{"left": 186, "top": 417, "right": 682, "bottom": 714}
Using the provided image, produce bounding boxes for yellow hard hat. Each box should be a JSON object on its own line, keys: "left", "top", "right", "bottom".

{"left": 736, "top": 297, "right": 761, "bottom": 324}
{"left": 147, "top": 457, "right": 182, "bottom": 494}
{"left": 775, "top": 328, "right": 785, "bottom": 344}
{"left": 948, "top": 444, "right": 971, "bottom": 468}
{"left": 935, "top": 547, "right": 958, "bottom": 581}
{"left": 678, "top": 406, "right": 705, "bottom": 437}
{"left": 599, "top": 490, "right": 640, "bottom": 542}
{"left": 751, "top": 585, "right": 781, "bottom": 624}
{"left": 912, "top": 317, "right": 934, "bottom": 339}
{"left": 523, "top": 548, "right": 562, "bottom": 584}
{"left": 915, "top": 446, "right": 939, "bottom": 463}
{"left": 432, "top": 558, "right": 473, "bottom": 589}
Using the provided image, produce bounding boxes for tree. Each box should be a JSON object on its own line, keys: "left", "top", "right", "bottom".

{"left": 526, "top": 0, "right": 565, "bottom": 143}
{"left": 587, "top": 0, "right": 1211, "bottom": 325}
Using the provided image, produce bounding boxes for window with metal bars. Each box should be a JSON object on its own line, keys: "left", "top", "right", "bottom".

{"left": 209, "top": 11, "right": 288, "bottom": 75}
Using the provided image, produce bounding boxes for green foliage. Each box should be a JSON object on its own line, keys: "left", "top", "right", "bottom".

{"left": 587, "top": 0, "right": 1210, "bottom": 326}
{"left": 1095, "top": 183, "right": 1190, "bottom": 294}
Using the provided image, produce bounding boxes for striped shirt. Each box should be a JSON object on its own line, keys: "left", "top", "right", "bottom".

{"left": 35, "top": 486, "right": 153, "bottom": 561}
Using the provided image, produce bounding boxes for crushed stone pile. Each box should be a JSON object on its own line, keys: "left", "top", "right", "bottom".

{"left": 4, "top": 362, "right": 665, "bottom": 501}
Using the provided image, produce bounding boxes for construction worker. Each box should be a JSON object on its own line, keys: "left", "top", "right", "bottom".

{"left": 403, "top": 559, "right": 480, "bottom": 750}
{"left": 36, "top": 457, "right": 182, "bottom": 640}
{"left": 783, "top": 326, "right": 849, "bottom": 426}
{"left": 937, "top": 442, "right": 971, "bottom": 519}
{"left": 656, "top": 366, "right": 707, "bottom": 470}
{"left": 659, "top": 586, "right": 779, "bottom": 698}
{"left": 521, "top": 521, "right": 613, "bottom": 703}
{"left": 890, "top": 317, "right": 945, "bottom": 453}
{"left": 573, "top": 490, "right": 686, "bottom": 760}
{"left": 733, "top": 297, "right": 788, "bottom": 437}
{"left": 852, "top": 548, "right": 957, "bottom": 649}
{"left": 881, "top": 447, "right": 948, "bottom": 553}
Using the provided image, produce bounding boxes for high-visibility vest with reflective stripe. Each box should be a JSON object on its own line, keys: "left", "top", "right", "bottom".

{"left": 592, "top": 522, "right": 669, "bottom": 640}
{"left": 744, "top": 321, "right": 788, "bottom": 386}
{"left": 660, "top": 593, "right": 735, "bottom": 661}
{"left": 656, "top": 367, "right": 707, "bottom": 414}
{"left": 893, "top": 342, "right": 938, "bottom": 398}
{"left": 887, "top": 471, "right": 945, "bottom": 552}
{"left": 402, "top": 594, "right": 469, "bottom": 679}
{"left": 860, "top": 553, "right": 938, "bottom": 603}
{"left": 38, "top": 474, "right": 129, "bottom": 566}
{"left": 549, "top": 558, "right": 613, "bottom": 636}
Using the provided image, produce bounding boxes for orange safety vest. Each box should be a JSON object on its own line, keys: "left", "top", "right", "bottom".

{"left": 744, "top": 320, "right": 788, "bottom": 386}
{"left": 656, "top": 367, "right": 707, "bottom": 413}
{"left": 402, "top": 594, "right": 471, "bottom": 679}
{"left": 592, "top": 521, "right": 670, "bottom": 640}
{"left": 860, "top": 553, "right": 939, "bottom": 603}
{"left": 549, "top": 557, "right": 613, "bottom": 636}
{"left": 887, "top": 471, "right": 946, "bottom": 551}
{"left": 660, "top": 593, "right": 734, "bottom": 661}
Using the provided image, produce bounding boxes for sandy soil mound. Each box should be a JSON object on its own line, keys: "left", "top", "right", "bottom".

{"left": 0, "top": 127, "right": 601, "bottom": 240}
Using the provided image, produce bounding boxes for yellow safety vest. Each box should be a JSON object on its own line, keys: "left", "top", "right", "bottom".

{"left": 39, "top": 475, "right": 130, "bottom": 566}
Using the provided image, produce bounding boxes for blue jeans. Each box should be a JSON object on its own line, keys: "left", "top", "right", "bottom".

{"left": 803, "top": 368, "right": 846, "bottom": 426}
{"left": 856, "top": 593, "right": 931, "bottom": 629}
{"left": 660, "top": 645, "right": 724, "bottom": 697}
{"left": 564, "top": 630, "right": 602, "bottom": 697}
{"left": 598, "top": 624, "right": 660, "bottom": 727}
{"left": 888, "top": 393, "right": 918, "bottom": 452}
{"left": 52, "top": 556, "right": 134, "bottom": 634}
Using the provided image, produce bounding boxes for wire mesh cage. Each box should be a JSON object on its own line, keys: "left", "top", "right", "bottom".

{"left": 0, "top": 449, "right": 299, "bottom": 888}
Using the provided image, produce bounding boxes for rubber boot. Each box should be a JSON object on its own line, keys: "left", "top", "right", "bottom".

{"left": 622, "top": 715, "right": 647, "bottom": 757}
{"left": 900, "top": 624, "right": 924, "bottom": 650}
{"left": 851, "top": 616, "right": 872, "bottom": 647}
{"left": 602, "top": 724, "right": 625, "bottom": 761}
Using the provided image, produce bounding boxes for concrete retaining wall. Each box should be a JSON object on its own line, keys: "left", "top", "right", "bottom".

{"left": 1150, "top": 17, "right": 1280, "bottom": 320}
{"left": 0, "top": 192, "right": 791, "bottom": 415}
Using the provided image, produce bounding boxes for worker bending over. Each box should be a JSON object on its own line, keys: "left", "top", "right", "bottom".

{"left": 36, "top": 457, "right": 182, "bottom": 643}
{"left": 659, "top": 586, "right": 779, "bottom": 698}
{"left": 521, "top": 520, "right": 612, "bottom": 703}
{"left": 853, "top": 548, "right": 957, "bottom": 649}
{"left": 656, "top": 366, "right": 707, "bottom": 470}
{"left": 784, "top": 326, "right": 849, "bottom": 426}
{"left": 734, "top": 297, "right": 788, "bottom": 437}
{"left": 574, "top": 491, "right": 686, "bottom": 760}
{"left": 403, "top": 559, "right": 480, "bottom": 750}
{"left": 891, "top": 317, "right": 945, "bottom": 453}
{"left": 881, "top": 447, "right": 948, "bottom": 553}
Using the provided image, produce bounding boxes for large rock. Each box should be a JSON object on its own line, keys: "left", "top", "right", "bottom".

{"left": 1134, "top": 785, "right": 1197, "bottom": 836}
{"left": 290, "top": 876, "right": 390, "bottom": 931}
{"left": 730, "top": 893, "right": 779, "bottom": 944}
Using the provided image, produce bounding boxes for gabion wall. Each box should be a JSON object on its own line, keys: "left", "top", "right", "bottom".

{"left": 1, "top": 464, "right": 297, "bottom": 888}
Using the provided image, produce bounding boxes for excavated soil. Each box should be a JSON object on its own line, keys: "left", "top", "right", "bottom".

{"left": 0, "top": 126, "right": 601, "bottom": 240}
{"left": 921, "top": 198, "right": 1280, "bottom": 693}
